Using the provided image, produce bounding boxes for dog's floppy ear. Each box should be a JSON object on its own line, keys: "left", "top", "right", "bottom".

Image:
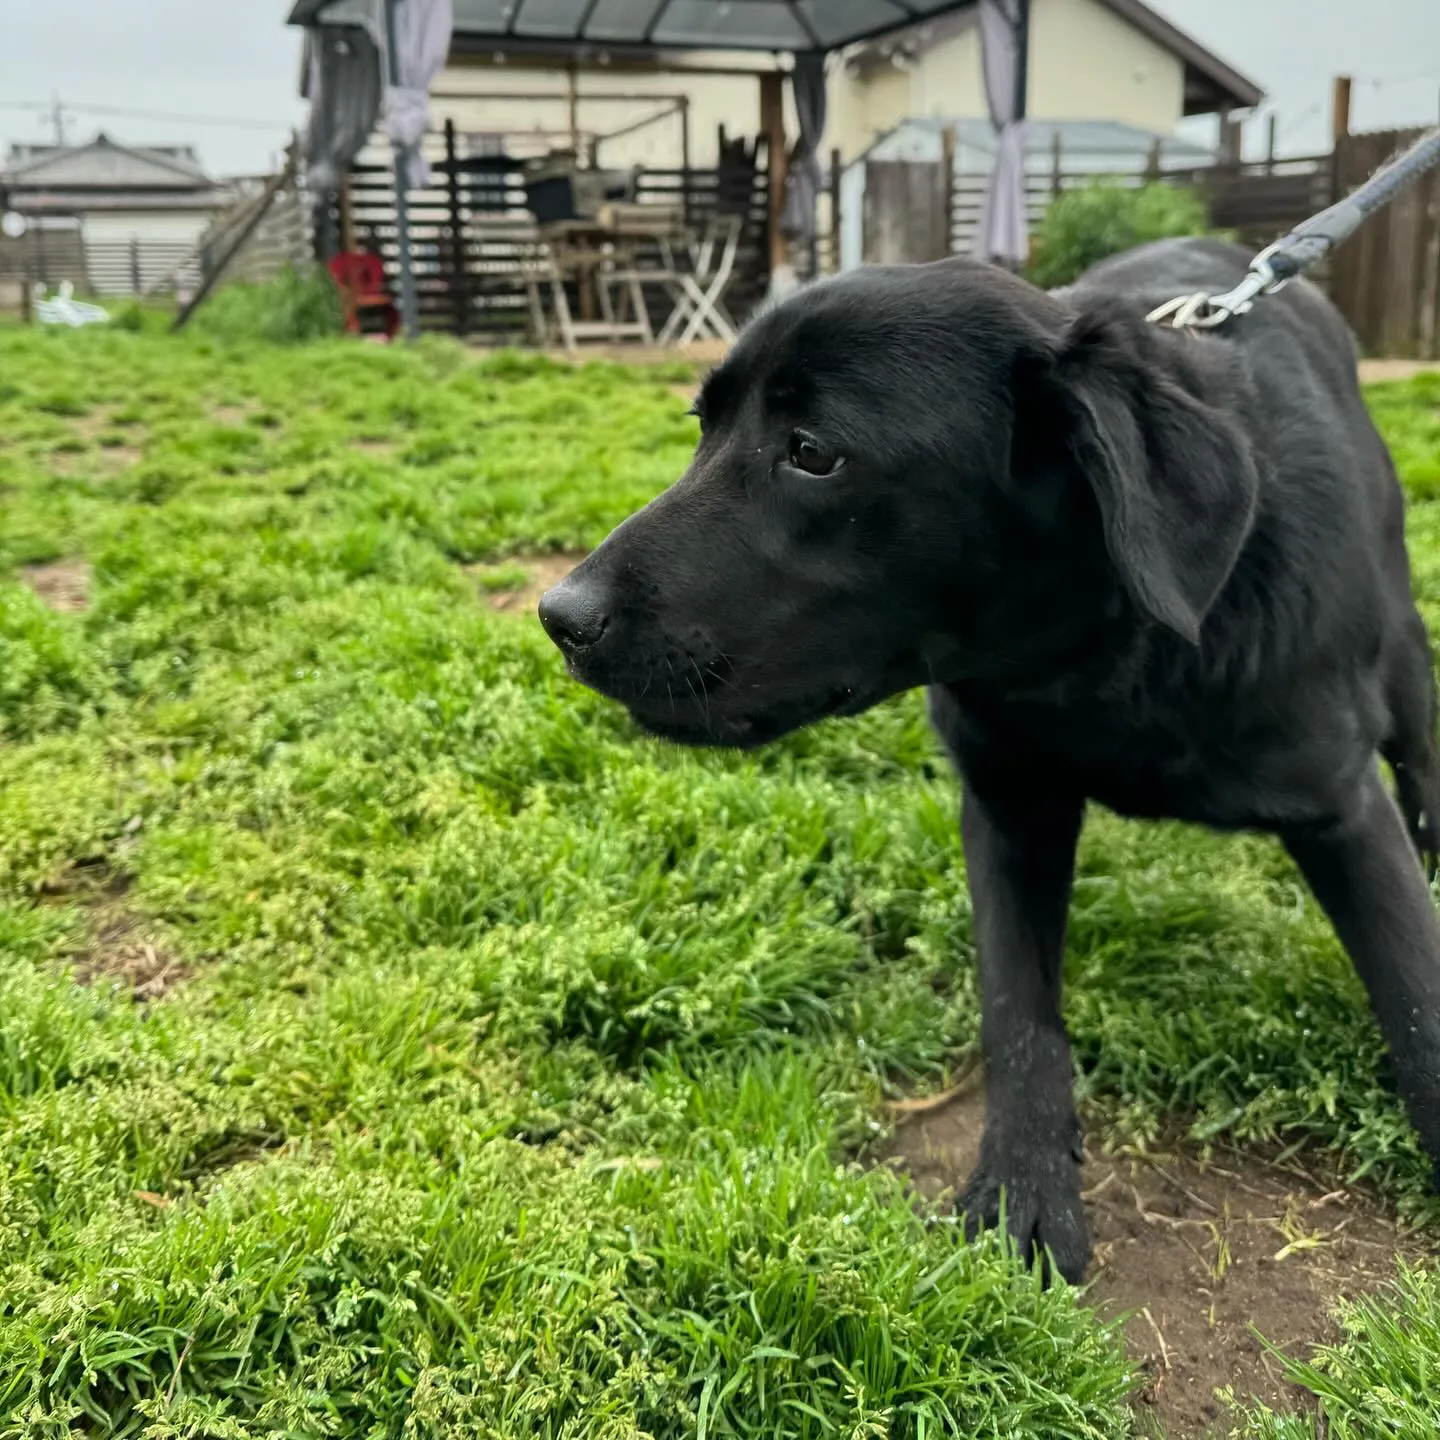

{"left": 1047, "top": 310, "right": 1260, "bottom": 645}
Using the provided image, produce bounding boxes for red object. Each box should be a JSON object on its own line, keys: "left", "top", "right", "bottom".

{"left": 328, "top": 251, "right": 399, "bottom": 338}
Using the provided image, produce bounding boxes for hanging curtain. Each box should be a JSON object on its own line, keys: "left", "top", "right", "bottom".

{"left": 780, "top": 51, "right": 827, "bottom": 245}
{"left": 974, "top": 0, "right": 1030, "bottom": 267}
{"left": 302, "top": 22, "right": 383, "bottom": 196}
{"left": 384, "top": 0, "right": 454, "bottom": 190}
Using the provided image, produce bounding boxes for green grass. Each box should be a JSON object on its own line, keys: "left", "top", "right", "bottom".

{"left": 1236, "top": 1264, "right": 1440, "bottom": 1438}
{"left": 0, "top": 327, "right": 1436, "bottom": 1436}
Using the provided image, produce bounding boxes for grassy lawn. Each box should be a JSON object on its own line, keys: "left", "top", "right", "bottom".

{"left": 0, "top": 323, "right": 1438, "bottom": 1438}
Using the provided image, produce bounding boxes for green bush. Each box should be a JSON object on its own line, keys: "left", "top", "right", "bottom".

{"left": 1026, "top": 180, "right": 1215, "bottom": 290}
{"left": 190, "top": 264, "right": 342, "bottom": 346}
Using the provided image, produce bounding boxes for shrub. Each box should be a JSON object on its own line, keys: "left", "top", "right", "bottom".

{"left": 1026, "top": 181, "right": 1214, "bottom": 290}
{"left": 190, "top": 264, "right": 343, "bottom": 346}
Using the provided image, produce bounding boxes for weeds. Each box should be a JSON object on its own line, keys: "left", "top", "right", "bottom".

{"left": 0, "top": 327, "right": 1436, "bottom": 1435}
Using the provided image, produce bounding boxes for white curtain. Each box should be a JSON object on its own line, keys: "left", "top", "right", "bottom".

{"left": 384, "top": 0, "right": 454, "bottom": 190}
{"left": 974, "top": 0, "right": 1029, "bottom": 267}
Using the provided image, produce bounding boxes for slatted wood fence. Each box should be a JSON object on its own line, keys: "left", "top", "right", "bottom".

{"left": 341, "top": 119, "right": 770, "bottom": 339}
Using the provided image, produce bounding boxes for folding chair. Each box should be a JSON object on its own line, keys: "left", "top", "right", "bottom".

{"left": 529, "top": 229, "right": 654, "bottom": 351}
{"left": 655, "top": 215, "right": 741, "bottom": 347}
{"left": 518, "top": 235, "right": 576, "bottom": 350}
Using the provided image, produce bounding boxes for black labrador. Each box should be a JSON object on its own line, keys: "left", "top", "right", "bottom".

{"left": 539, "top": 237, "right": 1440, "bottom": 1283}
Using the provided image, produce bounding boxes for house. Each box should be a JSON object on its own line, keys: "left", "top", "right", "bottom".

{"left": 830, "top": 0, "right": 1262, "bottom": 163}
{"left": 415, "top": 0, "right": 1258, "bottom": 178}
{"left": 0, "top": 133, "right": 234, "bottom": 294}
{"left": 293, "top": 0, "right": 1262, "bottom": 337}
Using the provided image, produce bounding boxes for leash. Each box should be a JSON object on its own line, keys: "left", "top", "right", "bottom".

{"left": 1147, "top": 125, "right": 1440, "bottom": 331}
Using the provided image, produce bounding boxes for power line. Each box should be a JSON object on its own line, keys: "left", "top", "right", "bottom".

{"left": 0, "top": 98, "right": 289, "bottom": 132}
{"left": 1360, "top": 68, "right": 1440, "bottom": 89}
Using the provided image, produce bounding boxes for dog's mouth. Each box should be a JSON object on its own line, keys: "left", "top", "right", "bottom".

{"left": 621, "top": 683, "right": 873, "bottom": 750}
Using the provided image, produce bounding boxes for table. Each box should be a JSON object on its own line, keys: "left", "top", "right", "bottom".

{"left": 530, "top": 211, "right": 739, "bottom": 351}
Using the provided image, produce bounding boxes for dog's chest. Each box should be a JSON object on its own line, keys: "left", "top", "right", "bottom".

{"left": 931, "top": 683, "right": 1362, "bottom": 830}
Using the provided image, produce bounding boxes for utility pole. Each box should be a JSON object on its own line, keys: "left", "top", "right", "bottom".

{"left": 50, "top": 93, "right": 68, "bottom": 147}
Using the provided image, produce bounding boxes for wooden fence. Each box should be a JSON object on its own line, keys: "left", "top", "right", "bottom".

{"left": 340, "top": 119, "right": 770, "bottom": 339}
{"left": 85, "top": 239, "right": 197, "bottom": 297}
{"left": 0, "top": 226, "right": 201, "bottom": 298}
{"left": 202, "top": 176, "right": 314, "bottom": 290}
{"left": 1329, "top": 127, "right": 1440, "bottom": 360}
{"left": 910, "top": 129, "right": 1437, "bottom": 361}
{"left": 0, "top": 223, "right": 87, "bottom": 290}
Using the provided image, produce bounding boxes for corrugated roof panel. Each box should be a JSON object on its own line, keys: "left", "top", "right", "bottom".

{"left": 513, "top": 0, "right": 592, "bottom": 37}
{"left": 795, "top": 0, "right": 910, "bottom": 49}
{"left": 295, "top": 0, "right": 988, "bottom": 51}
{"left": 650, "top": 1, "right": 811, "bottom": 49}
{"left": 581, "top": 0, "right": 667, "bottom": 42}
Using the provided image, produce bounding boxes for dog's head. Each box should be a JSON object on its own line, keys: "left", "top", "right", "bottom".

{"left": 540, "top": 259, "right": 1258, "bottom": 748}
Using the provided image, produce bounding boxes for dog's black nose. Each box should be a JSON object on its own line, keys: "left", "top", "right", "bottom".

{"left": 539, "top": 579, "right": 609, "bottom": 653}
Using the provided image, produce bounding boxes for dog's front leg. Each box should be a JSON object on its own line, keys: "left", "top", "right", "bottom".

{"left": 958, "top": 783, "right": 1090, "bottom": 1283}
{"left": 1283, "top": 767, "right": 1440, "bottom": 1183}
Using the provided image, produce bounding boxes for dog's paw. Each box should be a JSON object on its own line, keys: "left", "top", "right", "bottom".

{"left": 959, "top": 1135, "right": 1090, "bottom": 1285}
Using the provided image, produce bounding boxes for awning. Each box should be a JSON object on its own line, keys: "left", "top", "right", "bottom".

{"left": 290, "top": 0, "right": 980, "bottom": 53}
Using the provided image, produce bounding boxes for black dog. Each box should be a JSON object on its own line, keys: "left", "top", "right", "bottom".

{"left": 539, "top": 238, "right": 1440, "bottom": 1282}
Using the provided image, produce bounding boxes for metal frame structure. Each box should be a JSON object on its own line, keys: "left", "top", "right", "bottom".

{"left": 292, "top": 1, "right": 981, "bottom": 55}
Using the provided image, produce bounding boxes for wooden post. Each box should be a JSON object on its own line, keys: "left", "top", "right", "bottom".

{"left": 1265, "top": 113, "right": 1278, "bottom": 173}
{"left": 445, "top": 118, "right": 467, "bottom": 337}
{"left": 1218, "top": 115, "right": 1243, "bottom": 167}
{"left": 828, "top": 146, "right": 842, "bottom": 275}
{"left": 129, "top": 236, "right": 142, "bottom": 295}
{"left": 1145, "top": 137, "right": 1163, "bottom": 180}
{"left": 339, "top": 170, "right": 356, "bottom": 254}
{"left": 1420, "top": 169, "right": 1440, "bottom": 361}
{"left": 1332, "top": 75, "right": 1353, "bottom": 146}
{"left": 760, "top": 71, "right": 787, "bottom": 278}
{"left": 1331, "top": 76, "right": 1353, "bottom": 209}
{"left": 567, "top": 61, "right": 580, "bottom": 157}
{"left": 1051, "top": 129, "right": 1063, "bottom": 196}
{"left": 680, "top": 96, "right": 692, "bottom": 229}
{"left": 940, "top": 124, "right": 957, "bottom": 257}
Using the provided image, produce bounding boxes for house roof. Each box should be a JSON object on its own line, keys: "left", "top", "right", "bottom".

{"left": 290, "top": 0, "right": 1259, "bottom": 112}
{"left": 291, "top": 0, "right": 1007, "bottom": 56}
{"left": 1, "top": 134, "right": 216, "bottom": 190}
{"left": 847, "top": 0, "right": 1261, "bottom": 116}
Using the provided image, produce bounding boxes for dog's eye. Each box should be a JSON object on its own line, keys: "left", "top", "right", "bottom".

{"left": 787, "top": 430, "right": 842, "bottom": 477}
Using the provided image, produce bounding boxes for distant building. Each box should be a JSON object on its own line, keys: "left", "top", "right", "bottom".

{"left": 0, "top": 133, "right": 234, "bottom": 294}
{"left": 829, "top": 0, "right": 1262, "bottom": 164}
{"left": 412, "top": 0, "right": 1260, "bottom": 176}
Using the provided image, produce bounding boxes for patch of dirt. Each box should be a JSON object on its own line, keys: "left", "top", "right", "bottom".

{"left": 94, "top": 441, "right": 143, "bottom": 470}
{"left": 471, "top": 551, "right": 586, "bottom": 615}
{"left": 888, "top": 1082, "right": 1437, "bottom": 1438}
{"left": 21, "top": 559, "right": 90, "bottom": 612}
{"left": 1358, "top": 359, "right": 1440, "bottom": 383}
{"left": 210, "top": 404, "right": 251, "bottom": 425}
{"left": 75, "top": 911, "right": 188, "bottom": 1000}
{"left": 41, "top": 859, "right": 189, "bottom": 1001}
{"left": 65, "top": 410, "right": 117, "bottom": 442}
{"left": 353, "top": 437, "right": 396, "bottom": 455}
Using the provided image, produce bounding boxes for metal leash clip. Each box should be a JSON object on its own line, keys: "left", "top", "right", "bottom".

{"left": 1144, "top": 124, "right": 1440, "bottom": 334}
{"left": 1146, "top": 247, "right": 1287, "bottom": 332}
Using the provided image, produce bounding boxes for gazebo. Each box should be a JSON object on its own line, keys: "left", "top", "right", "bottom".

{"left": 289, "top": 0, "right": 1036, "bottom": 337}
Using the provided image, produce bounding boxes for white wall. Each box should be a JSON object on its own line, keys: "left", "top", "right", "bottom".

{"left": 1027, "top": 0, "right": 1184, "bottom": 132}
{"left": 428, "top": 56, "right": 793, "bottom": 171}
{"left": 828, "top": 0, "right": 1189, "bottom": 166}
{"left": 81, "top": 210, "right": 214, "bottom": 246}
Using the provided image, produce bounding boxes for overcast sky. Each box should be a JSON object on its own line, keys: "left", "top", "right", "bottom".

{"left": 0, "top": 1, "right": 1437, "bottom": 177}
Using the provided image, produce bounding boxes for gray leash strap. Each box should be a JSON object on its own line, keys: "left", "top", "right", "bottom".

{"left": 1148, "top": 125, "right": 1440, "bottom": 331}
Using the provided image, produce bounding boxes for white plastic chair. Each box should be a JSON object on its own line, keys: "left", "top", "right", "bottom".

{"left": 33, "top": 281, "right": 109, "bottom": 327}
